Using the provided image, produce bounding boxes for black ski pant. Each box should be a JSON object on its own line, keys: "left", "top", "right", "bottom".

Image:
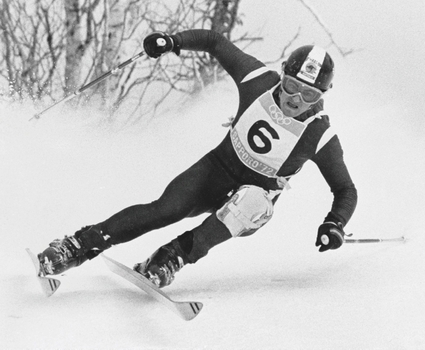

{"left": 97, "top": 152, "right": 242, "bottom": 262}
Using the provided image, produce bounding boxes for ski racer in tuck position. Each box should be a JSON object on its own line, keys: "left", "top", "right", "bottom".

{"left": 37, "top": 30, "right": 357, "bottom": 288}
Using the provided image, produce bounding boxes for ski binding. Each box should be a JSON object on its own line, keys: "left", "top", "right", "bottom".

{"left": 26, "top": 248, "right": 61, "bottom": 297}
{"left": 101, "top": 253, "right": 203, "bottom": 321}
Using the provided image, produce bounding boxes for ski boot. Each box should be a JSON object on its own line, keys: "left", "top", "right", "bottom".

{"left": 133, "top": 241, "right": 188, "bottom": 288}
{"left": 38, "top": 225, "right": 111, "bottom": 275}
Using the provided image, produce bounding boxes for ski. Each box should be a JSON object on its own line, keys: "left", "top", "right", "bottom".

{"left": 101, "top": 254, "right": 203, "bottom": 321}
{"left": 26, "top": 248, "right": 61, "bottom": 297}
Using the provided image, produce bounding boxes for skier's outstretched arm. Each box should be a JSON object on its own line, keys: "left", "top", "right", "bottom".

{"left": 143, "top": 30, "right": 265, "bottom": 84}
{"left": 312, "top": 135, "right": 358, "bottom": 252}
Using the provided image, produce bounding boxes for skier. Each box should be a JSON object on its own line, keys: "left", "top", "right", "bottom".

{"left": 37, "top": 30, "right": 357, "bottom": 288}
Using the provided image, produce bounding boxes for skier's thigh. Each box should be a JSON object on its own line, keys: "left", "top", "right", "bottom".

{"left": 159, "top": 154, "right": 235, "bottom": 217}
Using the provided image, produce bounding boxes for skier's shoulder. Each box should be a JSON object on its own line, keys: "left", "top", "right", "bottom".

{"left": 307, "top": 100, "right": 333, "bottom": 131}
{"left": 305, "top": 104, "right": 340, "bottom": 155}
{"left": 311, "top": 114, "right": 334, "bottom": 135}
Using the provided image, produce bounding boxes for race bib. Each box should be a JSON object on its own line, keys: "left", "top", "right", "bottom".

{"left": 231, "top": 87, "right": 307, "bottom": 177}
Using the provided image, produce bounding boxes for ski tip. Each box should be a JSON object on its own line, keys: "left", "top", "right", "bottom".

{"left": 41, "top": 277, "right": 61, "bottom": 297}
{"left": 177, "top": 301, "right": 203, "bottom": 321}
{"left": 188, "top": 301, "right": 203, "bottom": 321}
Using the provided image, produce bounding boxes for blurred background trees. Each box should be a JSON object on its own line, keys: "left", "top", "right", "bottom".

{"left": 0, "top": 0, "right": 250, "bottom": 122}
{"left": 0, "top": 0, "right": 350, "bottom": 123}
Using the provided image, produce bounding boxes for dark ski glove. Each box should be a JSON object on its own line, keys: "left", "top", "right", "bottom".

{"left": 315, "top": 222, "right": 345, "bottom": 252}
{"left": 143, "top": 32, "right": 181, "bottom": 58}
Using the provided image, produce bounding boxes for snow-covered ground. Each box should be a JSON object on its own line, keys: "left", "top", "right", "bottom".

{"left": 1, "top": 1, "right": 425, "bottom": 349}
{"left": 2, "top": 80, "right": 424, "bottom": 349}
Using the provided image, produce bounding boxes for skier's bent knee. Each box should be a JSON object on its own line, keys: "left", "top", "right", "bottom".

{"left": 216, "top": 185, "right": 274, "bottom": 237}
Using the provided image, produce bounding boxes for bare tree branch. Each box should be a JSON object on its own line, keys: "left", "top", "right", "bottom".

{"left": 297, "top": 0, "right": 355, "bottom": 57}
{"left": 0, "top": 0, "right": 355, "bottom": 124}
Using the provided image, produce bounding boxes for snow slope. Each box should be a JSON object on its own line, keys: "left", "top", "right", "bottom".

{"left": 1, "top": 1, "right": 425, "bottom": 348}
{"left": 1, "top": 78, "right": 424, "bottom": 349}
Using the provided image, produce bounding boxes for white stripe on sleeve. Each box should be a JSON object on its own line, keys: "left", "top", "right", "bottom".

{"left": 241, "top": 67, "right": 272, "bottom": 83}
{"left": 316, "top": 127, "right": 336, "bottom": 154}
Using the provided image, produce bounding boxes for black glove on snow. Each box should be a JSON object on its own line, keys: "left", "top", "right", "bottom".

{"left": 315, "top": 222, "right": 345, "bottom": 252}
{"left": 143, "top": 32, "right": 181, "bottom": 58}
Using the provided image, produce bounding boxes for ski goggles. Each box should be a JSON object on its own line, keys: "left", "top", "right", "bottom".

{"left": 281, "top": 74, "right": 323, "bottom": 104}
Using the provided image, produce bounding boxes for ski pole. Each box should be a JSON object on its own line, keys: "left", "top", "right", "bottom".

{"left": 344, "top": 236, "right": 406, "bottom": 244}
{"left": 29, "top": 50, "right": 146, "bottom": 121}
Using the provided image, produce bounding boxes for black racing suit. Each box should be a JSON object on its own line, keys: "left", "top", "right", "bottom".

{"left": 99, "top": 30, "right": 357, "bottom": 263}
